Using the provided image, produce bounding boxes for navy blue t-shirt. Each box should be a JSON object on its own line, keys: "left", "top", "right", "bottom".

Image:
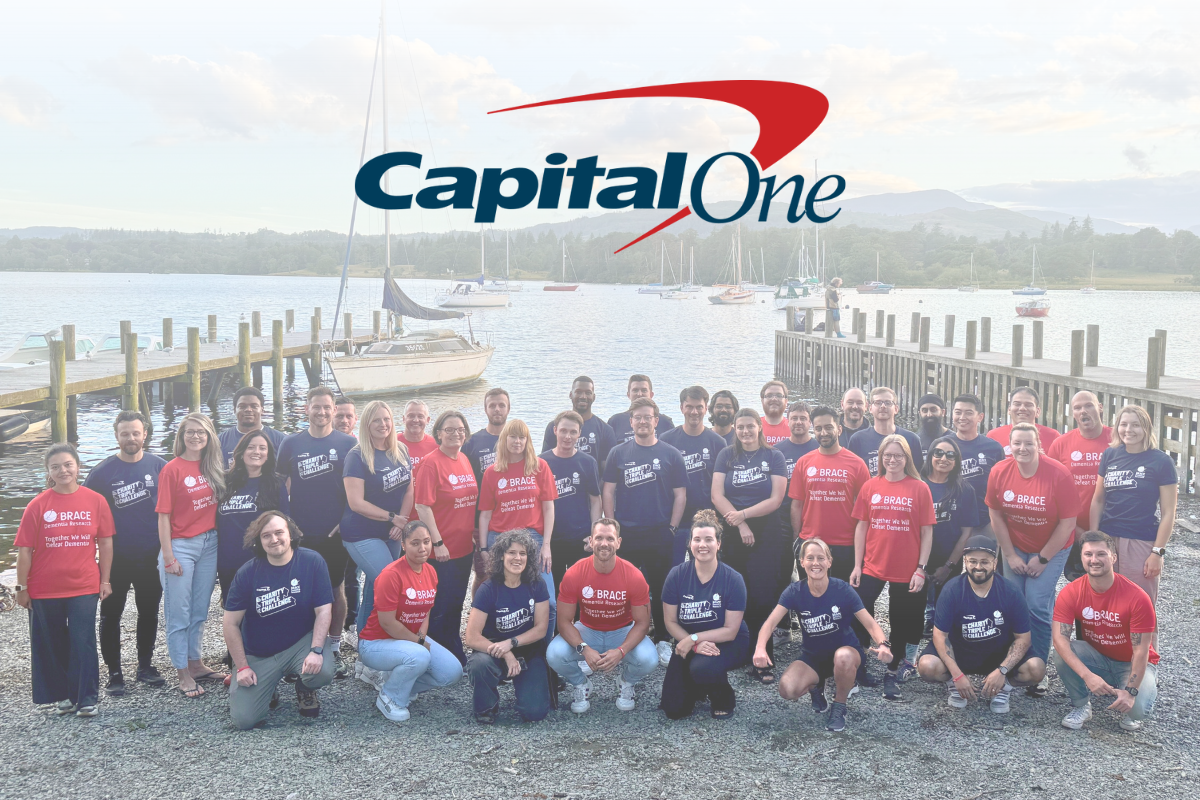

{"left": 607, "top": 411, "right": 676, "bottom": 444}
{"left": 339, "top": 447, "right": 412, "bottom": 543}
{"left": 602, "top": 439, "right": 688, "bottom": 528}
{"left": 217, "top": 475, "right": 290, "bottom": 575}
{"left": 933, "top": 573, "right": 1031, "bottom": 670}
{"left": 661, "top": 561, "right": 748, "bottom": 635}
{"left": 462, "top": 430, "right": 500, "bottom": 486}
{"left": 950, "top": 433, "right": 1005, "bottom": 524}
{"left": 276, "top": 429, "right": 357, "bottom": 540}
{"left": 471, "top": 577, "right": 550, "bottom": 642}
{"left": 83, "top": 453, "right": 167, "bottom": 560}
{"left": 541, "top": 449, "right": 601, "bottom": 540}
{"left": 218, "top": 425, "right": 287, "bottom": 467}
{"left": 848, "top": 426, "right": 924, "bottom": 475}
{"left": 778, "top": 578, "right": 865, "bottom": 657}
{"left": 660, "top": 426, "right": 730, "bottom": 522}
{"left": 925, "top": 480, "right": 980, "bottom": 566}
{"left": 715, "top": 446, "right": 788, "bottom": 510}
{"left": 837, "top": 419, "right": 869, "bottom": 449}
{"left": 1097, "top": 445, "right": 1177, "bottom": 542}
{"left": 226, "top": 548, "right": 335, "bottom": 658}
{"left": 542, "top": 415, "right": 619, "bottom": 467}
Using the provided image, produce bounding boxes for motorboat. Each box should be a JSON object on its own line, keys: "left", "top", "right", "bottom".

{"left": 774, "top": 280, "right": 824, "bottom": 311}
{"left": 660, "top": 290, "right": 693, "bottom": 300}
{"left": 95, "top": 333, "right": 164, "bottom": 354}
{"left": 437, "top": 278, "right": 510, "bottom": 308}
{"left": 1016, "top": 299, "right": 1050, "bottom": 317}
{"left": 855, "top": 281, "right": 894, "bottom": 295}
{"left": 0, "top": 330, "right": 96, "bottom": 363}
{"left": 0, "top": 409, "right": 51, "bottom": 442}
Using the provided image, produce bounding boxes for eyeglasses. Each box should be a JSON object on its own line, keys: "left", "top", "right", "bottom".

{"left": 183, "top": 430, "right": 208, "bottom": 439}
{"left": 963, "top": 558, "right": 994, "bottom": 568}
{"left": 880, "top": 453, "right": 906, "bottom": 461}
{"left": 873, "top": 400, "right": 896, "bottom": 408}
{"left": 930, "top": 449, "right": 957, "bottom": 460}
{"left": 631, "top": 416, "right": 656, "bottom": 423}
{"left": 763, "top": 393, "right": 786, "bottom": 400}
{"left": 441, "top": 427, "right": 467, "bottom": 435}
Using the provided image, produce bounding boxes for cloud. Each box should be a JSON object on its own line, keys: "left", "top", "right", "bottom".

{"left": 0, "top": 77, "right": 57, "bottom": 126}
{"left": 1124, "top": 144, "right": 1151, "bottom": 173}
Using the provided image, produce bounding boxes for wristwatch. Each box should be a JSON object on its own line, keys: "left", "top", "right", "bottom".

{"left": 1151, "top": 547, "right": 1167, "bottom": 557}
{"left": 916, "top": 564, "right": 927, "bottom": 574}
{"left": 575, "top": 641, "right": 587, "bottom": 656}
{"left": 510, "top": 637, "right": 520, "bottom": 650}
{"left": 310, "top": 646, "right": 324, "bottom": 655}
{"left": 690, "top": 634, "right": 699, "bottom": 643}
{"left": 13, "top": 584, "right": 25, "bottom": 593}
{"left": 432, "top": 540, "right": 445, "bottom": 548}
{"left": 388, "top": 511, "right": 397, "bottom": 522}
{"left": 417, "top": 635, "right": 427, "bottom": 646}
{"left": 1124, "top": 685, "right": 1139, "bottom": 697}
{"left": 998, "top": 665, "right": 1009, "bottom": 676}
{"left": 1037, "top": 554, "right": 1050, "bottom": 565}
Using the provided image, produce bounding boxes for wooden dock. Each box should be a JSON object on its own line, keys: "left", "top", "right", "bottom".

{"left": 776, "top": 307, "right": 1199, "bottom": 493}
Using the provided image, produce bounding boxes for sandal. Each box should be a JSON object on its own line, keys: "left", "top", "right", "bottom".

{"left": 192, "top": 670, "right": 229, "bottom": 683}
{"left": 179, "top": 684, "right": 205, "bottom": 699}
{"left": 753, "top": 666, "right": 775, "bottom": 685}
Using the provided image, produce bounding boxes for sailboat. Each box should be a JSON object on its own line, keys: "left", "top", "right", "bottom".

{"left": 1013, "top": 247, "right": 1047, "bottom": 295}
{"left": 775, "top": 231, "right": 824, "bottom": 311}
{"left": 544, "top": 241, "right": 580, "bottom": 291}
{"left": 856, "top": 252, "right": 894, "bottom": 294}
{"left": 662, "top": 247, "right": 697, "bottom": 299}
{"left": 709, "top": 226, "right": 756, "bottom": 304}
{"left": 325, "top": 5, "right": 494, "bottom": 395}
{"left": 638, "top": 242, "right": 679, "bottom": 294}
{"left": 958, "top": 253, "right": 979, "bottom": 292}
{"left": 438, "top": 231, "right": 510, "bottom": 308}
{"left": 483, "top": 230, "right": 522, "bottom": 293}
{"left": 1081, "top": 251, "right": 1097, "bottom": 294}
{"left": 741, "top": 247, "right": 775, "bottom": 292}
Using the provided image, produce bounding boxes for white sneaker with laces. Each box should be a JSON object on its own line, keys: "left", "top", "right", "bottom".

{"left": 990, "top": 681, "right": 1013, "bottom": 714}
{"left": 1119, "top": 714, "right": 1143, "bottom": 732}
{"left": 355, "top": 661, "right": 387, "bottom": 691}
{"left": 570, "top": 679, "right": 593, "bottom": 714}
{"left": 947, "top": 681, "right": 967, "bottom": 709}
{"left": 1061, "top": 703, "right": 1093, "bottom": 730}
{"left": 616, "top": 678, "right": 637, "bottom": 712}
{"left": 657, "top": 640, "right": 673, "bottom": 667}
{"left": 342, "top": 626, "right": 359, "bottom": 651}
{"left": 375, "top": 692, "right": 410, "bottom": 723}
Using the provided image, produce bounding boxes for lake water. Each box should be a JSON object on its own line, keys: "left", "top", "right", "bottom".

{"left": 0, "top": 271, "right": 1194, "bottom": 562}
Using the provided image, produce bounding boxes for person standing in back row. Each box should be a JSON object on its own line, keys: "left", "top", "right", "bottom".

{"left": 709, "top": 390, "right": 739, "bottom": 445}
{"left": 837, "top": 388, "right": 869, "bottom": 448}
{"left": 848, "top": 386, "right": 924, "bottom": 474}
{"left": 401, "top": 400, "right": 439, "bottom": 469}
{"left": 916, "top": 394, "right": 950, "bottom": 462}
{"left": 542, "top": 411, "right": 603, "bottom": 589}
{"left": 1046, "top": 391, "right": 1112, "bottom": 581}
{"left": 542, "top": 376, "right": 619, "bottom": 471}
{"left": 85, "top": 411, "right": 167, "bottom": 696}
{"left": 333, "top": 396, "right": 359, "bottom": 631}
{"left": 987, "top": 387, "right": 1060, "bottom": 456}
{"left": 464, "top": 388, "right": 511, "bottom": 599}
{"left": 608, "top": 374, "right": 675, "bottom": 443}
{"left": 661, "top": 386, "right": 729, "bottom": 566}
{"left": 759, "top": 381, "right": 791, "bottom": 446}
{"left": 218, "top": 387, "right": 287, "bottom": 467}
{"left": 950, "top": 394, "right": 1006, "bottom": 539}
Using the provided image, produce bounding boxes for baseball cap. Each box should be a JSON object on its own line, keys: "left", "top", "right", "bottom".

{"left": 962, "top": 535, "right": 998, "bottom": 557}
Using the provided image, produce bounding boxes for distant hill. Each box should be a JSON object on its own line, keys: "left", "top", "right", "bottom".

{"left": 0, "top": 227, "right": 86, "bottom": 239}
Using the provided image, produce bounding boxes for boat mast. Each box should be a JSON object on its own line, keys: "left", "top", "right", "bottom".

{"left": 690, "top": 247, "right": 694, "bottom": 285}
{"left": 680, "top": 240, "right": 684, "bottom": 287}
{"left": 660, "top": 240, "right": 665, "bottom": 285}
{"left": 876, "top": 251, "right": 880, "bottom": 282}
{"left": 480, "top": 229, "right": 485, "bottom": 278}
{"left": 506, "top": 230, "right": 510, "bottom": 279}
{"left": 562, "top": 240, "right": 566, "bottom": 281}
{"left": 760, "top": 247, "right": 765, "bottom": 285}
{"left": 736, "top": 224, "right": 743, "bottom": 284}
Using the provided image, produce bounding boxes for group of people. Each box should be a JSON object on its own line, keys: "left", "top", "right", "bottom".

{"left": 15, "top": 374, "right": 1174, "bottom": 734}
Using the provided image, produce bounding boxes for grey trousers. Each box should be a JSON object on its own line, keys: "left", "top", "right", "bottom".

{"left": 229, "top": 632, "right": 334, "bottom": 730}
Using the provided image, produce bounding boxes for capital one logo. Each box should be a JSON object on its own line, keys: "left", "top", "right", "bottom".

{"left": 356, "top": 81, "right": 837, "bottom": 252}
{"left": 43, "top": 509, "right": 57, "bottom": 523}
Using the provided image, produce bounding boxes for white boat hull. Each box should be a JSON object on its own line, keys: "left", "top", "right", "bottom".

{"left": 709, "top": 291, "right": 756, "bottom": 305}
{"left": 438, "top": 293, "right": 509, "bottom": 308}
{"left": 326, "top": 347, "right": 495, "bottom": 396}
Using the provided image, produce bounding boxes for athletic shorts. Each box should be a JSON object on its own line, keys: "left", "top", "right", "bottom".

{"left": 919, "top": 641, "right": 1033, "bottom": 676}
{"left": 306, "top": 532, "right": 349, "bottom": 588}
{"left": 796, "top": 644, "right": 865, "bottom": 681}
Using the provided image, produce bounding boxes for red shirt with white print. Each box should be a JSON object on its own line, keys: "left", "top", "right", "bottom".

{"left": 16, "top": 487, "right": 115, "bottom": 599}
{"left": 154, "top": 457, "right": 217, "bottom": 539}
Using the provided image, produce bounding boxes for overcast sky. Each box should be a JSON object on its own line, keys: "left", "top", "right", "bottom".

{"left": 3, "top": 1, "right": 1198, "bottom": 233}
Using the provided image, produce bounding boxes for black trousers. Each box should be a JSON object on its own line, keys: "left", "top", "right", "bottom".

{"left": 853, "top": 573, "right": 925, "bottom": 670}
{"left": 720, "top": 512, "right": 785, "bottom": 660}
{"left": 619, "top": 525, "right": 673, "bottom": 643}
{"left": 550, "top": 536, "right": 590, "bottom": 593}
{"left": 429, "top": 553, "right": 473, "bottom": 665}
{"left": 99, "top": 554, "right": 162, "bottom": 670}
{"left": 344, "top": 558, "right": 360, "bottom": 628}
{"left": 660, "top": 630, "right": 749, "bottom": 719}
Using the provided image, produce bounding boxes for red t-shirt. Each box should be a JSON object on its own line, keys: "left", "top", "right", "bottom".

{"left": 851, "top": 475, "right": 935, "bottom": 583}
{"left": 403, "top": 434, "right": 439, "bottom": 470}
{"left": 1046, "top": 427, "right": 1112, "bottom": 530}
{"left": 559, "top": 556, "right": 650, "bottom": 632}
{"left": 413, "top": 448, "right": 478, "bottom": 559}
{"left": 15, "top": 487, "right": 115, "bottom": 599}
{"left": 788, "top": 448, "right": 870, "bottom": 545}
{"left": 358, "top": 556, "right": 439, "bottom": 640}
{"left": 1053, "top": 574, "right": 1159, "bottom": 664}
{"left": 987, "top": 423, "right": 1061, "bottom": 457}
{"left": 762, "top": 419, "right": 790, "bottom": 447}
{"left": 154, "top": 457, "right": 218, "bottom": 539}
{"left": 478, "top": 458, "right": 558, "bottom": 534}
{"left": 985, "top": 456, "right": 1079, "bottom": 553}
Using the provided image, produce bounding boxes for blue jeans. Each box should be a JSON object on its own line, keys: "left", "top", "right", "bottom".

{"left": 467, "top": 650, "right": 551, "bottom": 721}
{"left": 159, "top": 529, "right": 218, "bottom": 669}
{"left": 1055, "top": 639, "right": 1158, "bottom": 719}
{"left": 343, "top": 537, "right": 402, "bottom": 633}
{"left": 30, "top": 594, "right": 99, "bottom": 707}
{"left": 488, "top": 530, "right": 556, "bottom": 642}
{"left": 358, "top": 636, "right": 463, "bottom": 709}
{"left": 546, "top": 622, "right": 659, "bottom": 686}
{"left": 1001, "top": 546, "right": 1068, "bottom": 662}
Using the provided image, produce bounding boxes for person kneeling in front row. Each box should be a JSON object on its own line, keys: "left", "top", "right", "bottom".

{"left": 358, "top": 520, "right": 463, "bottom": 724}
{"left": 465, "top": 530, "right": 552, "bottom": 724}
{"left": 917, "top": 535, "right": 1045, "bottom": 714}
{"left": 224, "top": 513, "right": 336, "bottom": 729}
{"left": 1052, "top": 530, "right": 1158, "bottom": 732}
{"left": 547, "top": 518, "right": 659, "bottom": 714}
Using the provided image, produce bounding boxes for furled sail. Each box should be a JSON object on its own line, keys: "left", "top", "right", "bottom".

{"left": 382, "top": 269, "right": 465, "bottom": 320}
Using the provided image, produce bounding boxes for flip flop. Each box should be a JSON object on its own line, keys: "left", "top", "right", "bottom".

{"left": 179, "top": 684, "right": 205, "bottom": 699}
{"left": 193, "top": 671, "right": 229, "bottom": 683}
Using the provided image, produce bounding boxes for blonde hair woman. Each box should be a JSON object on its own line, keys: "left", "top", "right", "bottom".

{"left": 155, "top": 412, "right": 226, "bottom": 698}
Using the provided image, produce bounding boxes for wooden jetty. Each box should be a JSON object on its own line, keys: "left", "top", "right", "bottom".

{"left": 777, "top": 307, "right": 1198, "bottom": 493}
{"left": 0, "top": 309, "right": 387, "bottom": 442}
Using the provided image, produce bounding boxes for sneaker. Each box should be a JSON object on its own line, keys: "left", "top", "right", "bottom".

{"left": 354, "top": 661, "right": 387, "bottom": 691}
{"left": 947, "top": 681, "right": 968, "bottom": 709}
{"left": 106, "top": 670, "right": 126, "bottom": 697}
{"left": 657, "top": 640, "right": 673, "bottom": 667}
{"left": 333, "top": 651, "right": 349, "bottom": 679}
{"left": 896, "top": 660, "right": 917, "bottom": 683}
{"left": 296, "top": 684, "right": 320, "bottom": 718}
{"left": 883, "top": 671, "right": 901, "bottom": 700}
{"left": 375, "top": 692, "right": 410, "bottom": 723}
{"left": 75, "top": 705, "right": 98, "bottom": 717}
{"left": 848, "top": 683, "right": 861, "bottom": 699}
{"left": 54, "top": 699, "right": 76, "bottom": 715}
{"left": 136, "top": 664, "right": 166, "bottom": 686}
{"left": 475, "top": 704, "right": 498, "bottom": 725}
{"left": 990, "top": 682, "right": 1013, "bottom": 714}
{"left": 269, "top": 689, "right": 281, "bottom": 710}
{"left": 825, "top": 701, "right": 847, "bottom": 732}
{"left": 342, "top": 626, "right": 358, "bottom": 652}
{"left": 810, "top": 681, "right": 829, "bottom": 713}
{"left": 1026, "top": 676, "right": 1048, "bottom": 698}
{"left": 616, "top": 678, "right": 637, "bottom": 712}
{"left": 1119, "top": 715, "right": 1143, "bottom": 732}
{"left": 1061, "top": 703, "right": 1093, "bottom": 730}
{"left": 857, "top": 666, "right": 881, "bottom": 688}
{"left": 570, "top": 679, "right": 593, "bottom": 714}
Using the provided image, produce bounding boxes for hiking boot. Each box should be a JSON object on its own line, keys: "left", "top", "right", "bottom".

{"left": 825, "top": 701, "right": 847, "bottom": 732}
{"left": 947, "top": 681, "right": 967, "bottom": 709}
{"left": 1026, "top": 676, "right": 1048, "bottom": 698}
{"left": 883, "top": 671, "right": 901, "bottom": 700}
{"left": 106, "top": 670, "right": 126, "bottom": 697}
{"left": 296, "top": 683, "right": 320, "bottom": 718}
{"left": 990, "top": 682, "right": 1013, "bottom": 714}
{"left": 810, "top": 680, "right": 829, "bottom": 713}
{"left": 333, "top": 651, "right": 349, "bottom": 679}
{"left": 857, "top": 665, "right": 881, "bottom": 688}
{"left": 475, "top": 704, "right": 498, "bottom": 725}
{"left": 136, "top": 664, "right": 166, "bottom": 686}
{"left": 269, "top": 689, "right": 281, "bottom": 710}
{"left": 616, "top": 678, "right": 637, "bottom": 711}
{"left": 1061, "top": 703, "right": 1093, "bottom": 730}
{"left": 570, "top": 679, "right": 593, "bottom": 714}
{"left": 772, "top": 627, "right": 790, "bottom": 647}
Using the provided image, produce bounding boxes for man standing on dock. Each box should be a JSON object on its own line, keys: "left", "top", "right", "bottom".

{"left": 825, "top": 277, "right": 845, "bottom": 338}
{"left": 218, "top": 387, "right": 286, "bottom": 467}
{"left": 401, "top": 400, "right": 438, "bottom": 469}
{"left": 1046, "top": 391, "right": 1112, "bottom": 581}
{"left": 837, "top": 388, "right": 869, "bottom": 448}
{"left": 917, "top": 394, "right": 950, "bottom": 462}
{"left": 987, "top": 387, "right": 1061, "bottom": 456}
{"left": 608, "top": 375, "right": 675, "bottom": 444}
{"left": 542, "top": 376, "right": 618, "bottom": 471}
{"left": 708, "top": 390, "right": 739, "bottom": 445}
{"left": 848, "top": 387, "right": 924, "bottom": 474}
{"left": 950, "top": 394, "right": 1006, "bottom": 539}
{"left": 759, "top": 381, "right": 791, "bottom": 446}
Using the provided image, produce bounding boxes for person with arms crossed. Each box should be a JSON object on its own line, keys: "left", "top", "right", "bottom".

{"left": 224, "top": 513, "right": 336, "bottom": 728}
{"left": 848, "top": 386, "right": 924, "bottom": 474}
{"left": 541, "top": 411, "right": 602, "bottom": 589}
{"left": 1046, "top": 391, "right": 1111, "bottom": 581}
{"left": 759, "top": 380, "right": 791, "bottom": 446}
{"left": 541, "top": 376, "right": 619, "bottom": 470}
{"left": 217, "top": 387, "right": 286, "bottom": 466}
{"left": 987, "top": 387, "right": 1060, "bottom": 457}
{"left": 85, "top": 410, "right": 167, "bottom": 695}
{"left": 1053, "top": 531, "right": 1158, "bottom": 732}
{"left": 546, "top": 519, "right": 659, "bottom": 714}
{"left": 15, "top": 444, "right": 114, "bottom": 718}
{"left": 464, "top": 530, "right": 552, "bottom": 724}
{"left": 920, "top": 437, "right": 979, "bottom": 639}
{"left": 949, "top": 393, "right": 1006, "bottom": 538}
{"left": 708, "top": 390, "right": 739, "bottom": 444}
{"left": 754, "top": 538, "right": 893, "bottom": 732}
{"left": 916, "top": 393, "right": 950, "bottom": 462}
{"left": 986, "top": 422, "right": 1079, "bottom": 698}
{"left": 917, "top": 536, "right": 1044, "bottom": 714}
{"left": 400, "top": 399, "right": 439, "bottom": 469}
{"left": 216, "top": 430, "right": 288, "bottom": 603}
{"left": 837, "top": 388, "right": 869, "bottom": 448}
{"left": 659, "top": 510, "right": 749, "bottom": 720}
{"left": 607, "top": 374, "right": 675, "bottom": 443}
{"left": 660, "top": 386, "right": 729, "bottom": 566}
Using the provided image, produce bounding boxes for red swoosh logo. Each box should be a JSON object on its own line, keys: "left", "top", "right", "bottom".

{"left": 490, "top": 80, "right": 828, "bottom": 252}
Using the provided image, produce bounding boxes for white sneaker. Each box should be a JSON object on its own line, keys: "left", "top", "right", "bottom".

{"left": 570, "top": 679, "right": 593, "bottom": 714}
{"left": 375, "top": 692, "right": 410, "bottom": 723}
{"left": 847, "top": 683, "right": 860, "bottom": 699}
{"left": 54, "top": 699, "right": 75, "bottom": 715}
{"left": 355, "top": 661, "right": 387, "bottom": 691}
{"left": 1119, "top": 714, "right": 1143, "bottom": 732}
{"left": 616, "top": 678, "right": 637, "bottom": 712}
{"left": 1061, "top": 703, "right": 1093, "bottom": 730}
{"left": 947, "top": 681, "right": 968, "bottom": 709}
{"left": 990, "top": 681, "right": 1013, "bottom": 714}
{"left": 342, "top": 626, "right": 358, "bottom": 651}
{"left": 657, "top": 641, "right": 673, "bottom": 667}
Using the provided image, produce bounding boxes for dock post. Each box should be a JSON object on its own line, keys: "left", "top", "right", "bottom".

{"left": 910, "top": 312, "right": 921, "bottom": 343}
{"left": 272, "top": 319, "right": 284, "bottom": 414}
{"left": 804, "top": 308, "right": 815, "bottom": 335}
{"left": 965, "top": 321, "right": 977, "bottom": 360}
{"left": 1032, "top": 320, "right": 1044, "bottom": 359}
{"left": 373, "top": 310, "right": 382, "bottom": 339}
{"left": 161, "top": 318, "right": 174, "bottom": 412}
{"left": 187, "top": 327, "right": 201, "bottom": 412}
{"left": 62, "top": 324, "right": 77, "bottom": 441}
{"left": 1086, "top": 324, "right": 1099, "bottom": 367}
{"left": 981, "top": 317, "right": 992, "bottom": 352}
{"left": 309, "top": 315, "right": 322, "bottom": 387}
{"left": 824, "top": 310, "right": 834, "bottom": 338}
{"left": 120, "top": 320, "right": 132, "bottom": 354}
{"left": 1147, "top": 337, "right": 1162, "bottom": 390}
{"left": 1070, "top": 330, "right": 1085, "bottom": 377}
{"left": 1155, "top": 329, "right": 1167, "bottom": 376}
{"left": 850, "top": 308, "right": 859, "bottom": 335}
{"left": 944, "top": 315, "right": 955, "bottom": 347}
{"left": 1011, "top": 325, "right": 1024, "bottom": 367}
{"left": 885, "top": 315, "right": 896, "bottom": 347}
{"left": 875, "top": 310, "right": 884, "bottom": 338}
{"left": 785, "top": 306, "right": 797, "bottom": 332}
{"left": 314, "top": 307, "right": 322, "bottom": 335}
{"left": 344, "top": 312, "right": 355, "bottom": 352}
{"left": 238, "top": 322, "right": 251, "bottom": 388}
{"left": 208, "top": 315, "right": 218, "bottom": 344}
{"left": 123, "top": 331, "right": 139, "bottom": 412}
{"left": 252, "top": 311, "right": 262, "bottom": 338}
{"left": 286, "top": 309, "right": 295, "bottom": 332}
{"left": 919, "top": 317, "right": 931, "bottom": 353}
{"left": 49, "top": 340, "right": 67, "bottom": 443}
{"left": 856, "top": 316, "right": 867, "bottom": 343}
